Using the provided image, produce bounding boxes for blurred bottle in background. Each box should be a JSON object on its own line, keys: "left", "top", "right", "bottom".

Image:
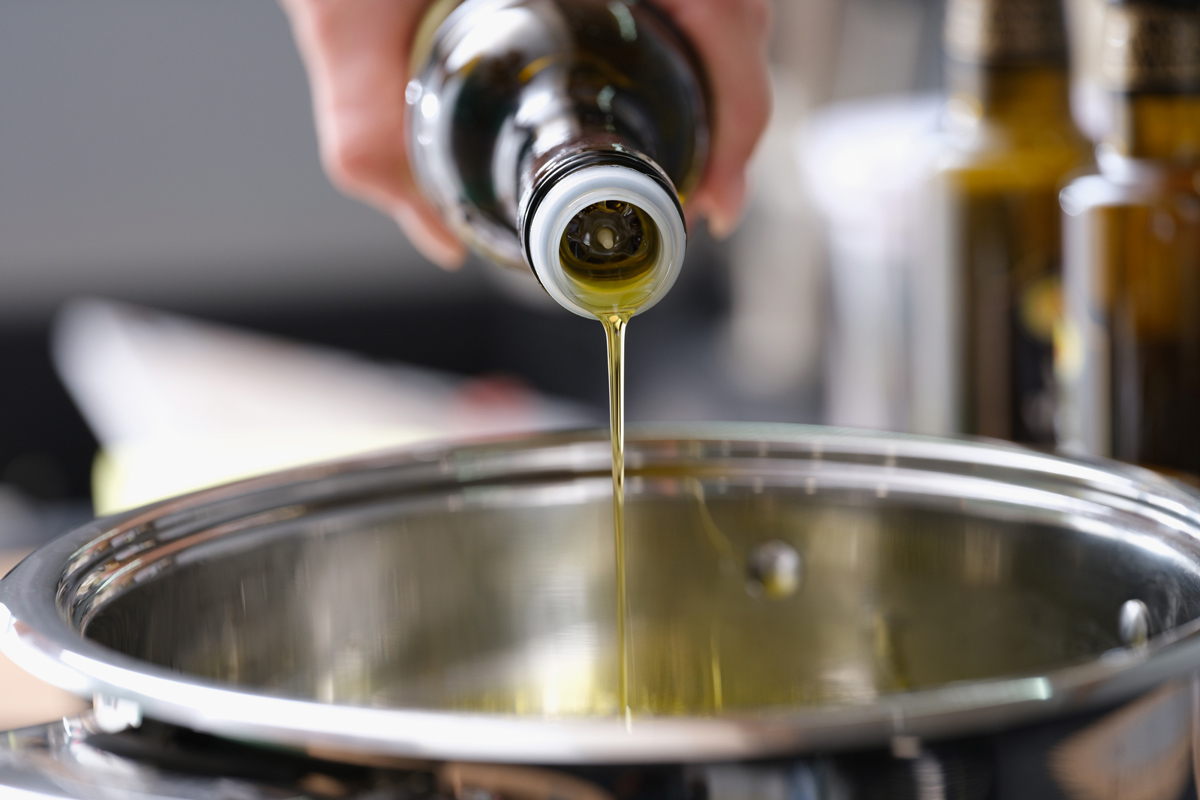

{"left": 1058, "top": 0, "right": 1200, "bottom": 478}
{"left": 912, "top": 0, "right": 1091, "bottom": 443}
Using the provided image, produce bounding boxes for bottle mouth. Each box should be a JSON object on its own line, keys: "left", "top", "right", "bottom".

{"left": 526, "top": 165, "right": 686, "bottom": 319}
{"left": 559, "top": 198, "right": 661, "bottom": 287}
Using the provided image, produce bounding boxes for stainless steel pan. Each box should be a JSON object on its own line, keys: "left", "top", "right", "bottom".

{"left": 2, "top": 425, "right": 1199, "bottom": 790}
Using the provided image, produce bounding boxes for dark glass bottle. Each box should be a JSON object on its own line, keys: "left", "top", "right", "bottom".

{"left": 406, "top": 0, "right": 709, "bottom": 318}
{"left": 1058, "top": 0, "right": 1200, "bottom": 478}
{"left": 915, "top": 0, "right": 1091, "bottom": 443}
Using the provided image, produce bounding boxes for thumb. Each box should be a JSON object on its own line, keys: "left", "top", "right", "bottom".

{"left": 695, "top": 170, "right": 748, "bottom": 241}
{"left": 393, "top": 202, "right": 468, "bottom": 270}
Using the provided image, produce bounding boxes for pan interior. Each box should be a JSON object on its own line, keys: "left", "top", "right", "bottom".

{"left": 81, "top": 465, "right": 1200, "bottom": 717}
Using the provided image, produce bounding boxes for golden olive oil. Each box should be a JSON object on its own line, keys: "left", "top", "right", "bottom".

{"left": 601, "top": 313, "right": 630, "bottom": 721}
{"left": 557, "top": 197, "right": 666, "bottom": 720}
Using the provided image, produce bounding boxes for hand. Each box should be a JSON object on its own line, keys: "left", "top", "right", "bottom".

{"left": 280, "top": 0, "right": 467, "bottom": 269}
{"left": 279, "top": 0, "right": 772, "bottom": 268}
{"left": 655, "top": 0, "right": 772, "bottom": 238}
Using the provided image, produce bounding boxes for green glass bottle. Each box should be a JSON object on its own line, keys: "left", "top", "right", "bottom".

{"left": 406, "top": 0, "right": 709, "bottom": 318}
{"left": 1058, "top": 0, "right": 1200, "bottom": 478}
{"left": 916, "top": 0, "right": 1091, "bottom": 443}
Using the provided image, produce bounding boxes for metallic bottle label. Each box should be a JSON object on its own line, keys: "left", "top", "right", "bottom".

{"left": 1100, "top": 4, "right": 1200, "bottom": 93}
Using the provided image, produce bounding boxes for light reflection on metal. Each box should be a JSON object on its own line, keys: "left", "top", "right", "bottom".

{"left": 1120, "top": 599, "right": 1151, "bottom": 649}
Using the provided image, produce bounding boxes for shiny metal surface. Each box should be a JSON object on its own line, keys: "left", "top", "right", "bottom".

{"left": 4, "top": 425, "right": 1200, "bottom": 765}
{"left": 0, "top": 714, "right": 456, "bottom": 799}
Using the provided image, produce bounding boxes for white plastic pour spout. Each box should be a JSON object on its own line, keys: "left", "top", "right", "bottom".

{"left": 526, "top": 165, "right": 687, "bottom": 319}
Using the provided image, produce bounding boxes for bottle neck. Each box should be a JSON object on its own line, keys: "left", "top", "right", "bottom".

{"left": 946, "top": 61, "right": 1073, "bottom": 126}
{"left": 517, "top": 136, "right": 652, "bottom": 225}
{"left": 1096, "top": 2, "right": 1200, "bottom": 167}
{"left": 1105, "top": 94, "right": 1200, "bottom": 165}
{"left": 520, "top": 144, "right": 686, "bottom": 319}
{"left": 942, "top": 0, "right": 1071, "bottom": 129}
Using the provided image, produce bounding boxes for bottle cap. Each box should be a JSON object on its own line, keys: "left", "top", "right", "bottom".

{"left": 526, "top": 165, "right": 686, "bottom": 319}
{"left": 1100, "top": 1, "right": 1200, "bottom": 93}
{"left": 944, "top": 0, "right": 1068, "bottom": 65}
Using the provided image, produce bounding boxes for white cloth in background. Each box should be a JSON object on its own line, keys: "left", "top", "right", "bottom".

{"left": 53, "top": 299, "right": 592, "bottom": 513}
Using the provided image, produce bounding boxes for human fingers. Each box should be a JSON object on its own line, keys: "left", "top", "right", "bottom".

{"left": 278, "top": 0, "right": 466, "bottom": 268}
{"left": 394, "top": 200, "right": 466, "bottom": 271}
{"left": 654, "top": 0, "right": 772, "bottom": 239}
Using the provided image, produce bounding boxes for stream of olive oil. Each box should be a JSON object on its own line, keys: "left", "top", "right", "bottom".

{"left": 600, "top": 311, "right": 631, "bottom": 722}
{"left": 559, "top": 198, "right": 662, "bottom": 721}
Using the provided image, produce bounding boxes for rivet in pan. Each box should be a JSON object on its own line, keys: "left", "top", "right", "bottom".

{"left": 1118, "top": 599, "right": 1150, "bottom": 648}
{"left": 747, "top": 540, "right": 802, "bottom": 599}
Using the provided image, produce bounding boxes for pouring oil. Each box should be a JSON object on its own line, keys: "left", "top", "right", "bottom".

{"left": 557, "top": 197, "right": 666, "bottom": 721}
{"left": 406, "top": 0, "right": 709, "bottom": 720}
{"left": 602, "top": 314, "right": 630, "bottom": 722}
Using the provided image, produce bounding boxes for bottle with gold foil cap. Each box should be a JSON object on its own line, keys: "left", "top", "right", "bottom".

{"left": 944, "top": 0, "right": 1070, "bottom": 64}
{"left": 1058, "top": 0, "right": 1200, "bottom": 478}
{"left": 913, "top": 0, "right": 1091, "bottom": 443}
{"left": 406, "top": 0, "right": 708, "bottom": 318}
{"left": 1099, "top": 0, "right": 1200, "bottom": 160}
